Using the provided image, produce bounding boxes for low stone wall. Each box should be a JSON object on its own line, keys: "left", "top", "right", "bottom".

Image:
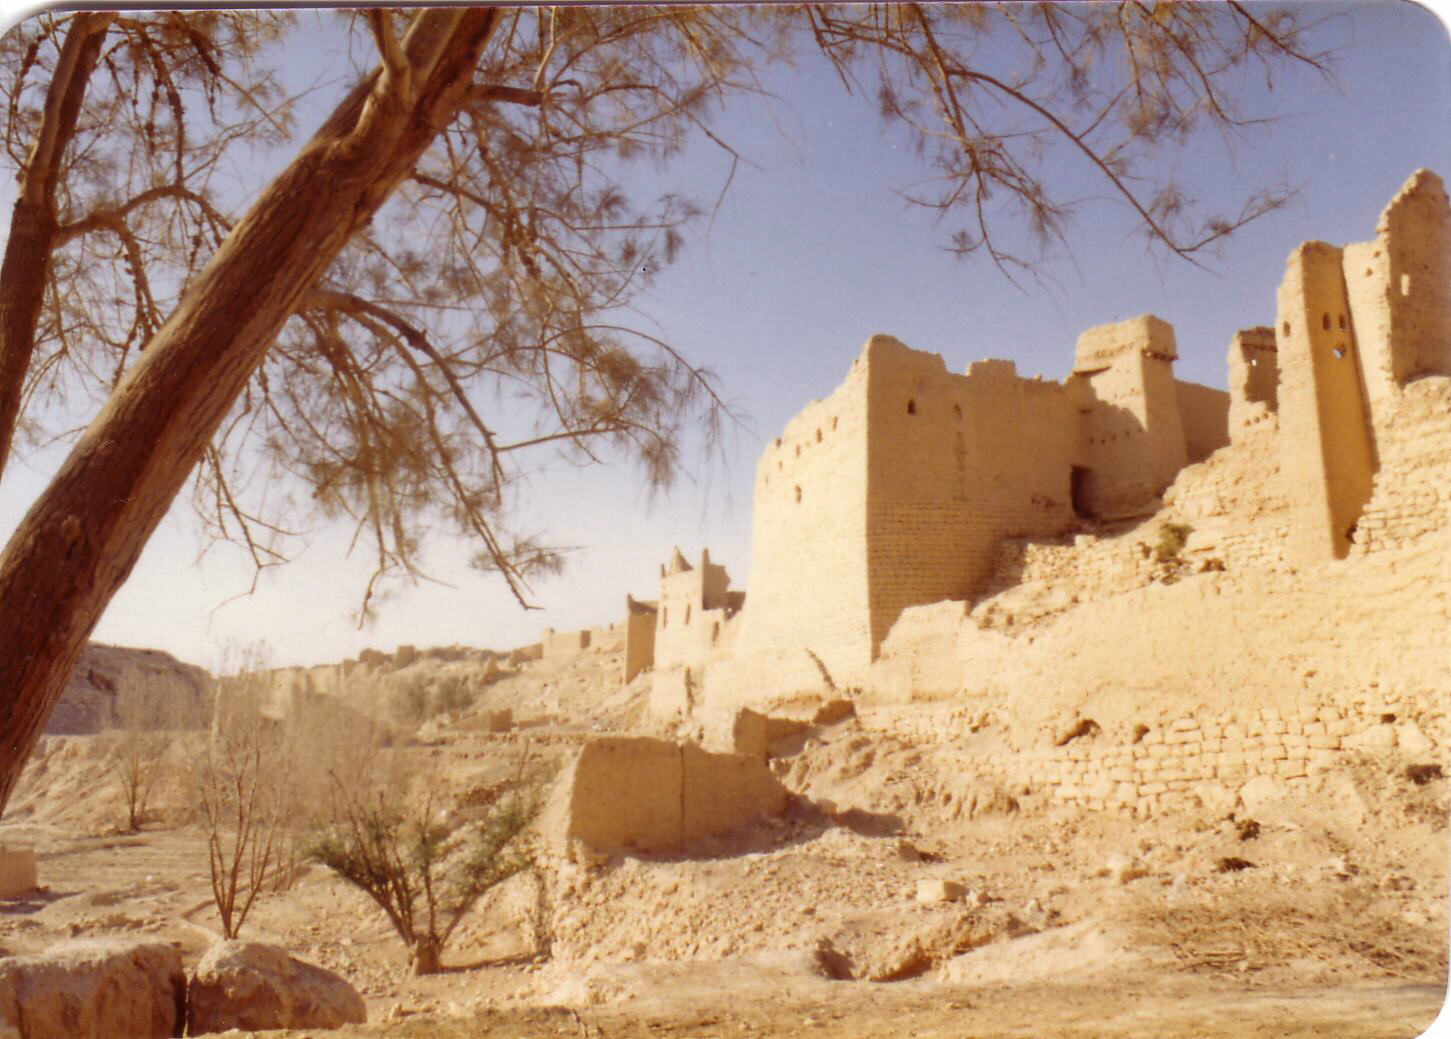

{"left": 541, "top": 628, "right": 591, "bottom": 659}
{"left": 859, "top": 697, "right": 1447, "bottom": 817}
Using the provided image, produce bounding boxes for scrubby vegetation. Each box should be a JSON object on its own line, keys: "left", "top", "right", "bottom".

{"left": 309, "top": 756, "right": 542, "bottom": 975}
{"left": 1154, "top": 522, "right": 1193, "bottom": 562}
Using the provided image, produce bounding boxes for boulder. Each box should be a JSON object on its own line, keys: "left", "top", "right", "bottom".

{"left": 0, "top": 938, "right": 184, "bottom": 1039}
{"left": 1190, "top": 780, "right": 1236, "bottom": 819}
{"left": 1344, "top": 723, "right": 1397, "bottom": 750}
{"left": 1395, "top": 720, "right": 1435, "bottom": 757}
{"left": 1238, "top": 775, "right": 1289, "bottom": 817}
{"left": 915, "top": 878, "right": 965, "bottom": 904}
{"left": 186, "top": 940, "right": 366, "bottom": 1035}
{"left": 1101, "top": 854, "right": 1149, "bottom": 885}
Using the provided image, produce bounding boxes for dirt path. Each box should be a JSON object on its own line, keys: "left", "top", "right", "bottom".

{"left": 271, "top": 976, "right": 1447, "bottom": 1038}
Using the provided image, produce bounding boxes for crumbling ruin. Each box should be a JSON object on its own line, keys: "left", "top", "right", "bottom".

{"left": 609, "top": 170, "right": 1451, "bottom": 817}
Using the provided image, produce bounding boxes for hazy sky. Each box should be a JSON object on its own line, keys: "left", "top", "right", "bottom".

{"left": 0, "top": 2, "right": 1448, "bottom": 672}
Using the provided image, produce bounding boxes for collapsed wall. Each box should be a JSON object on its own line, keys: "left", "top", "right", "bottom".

{"left": 852, "top": 171, "right": 1451, "bottom": 813}
{"left": 542, "top": 737, "right": 790, "bottom": 857}
{"left": 860, "top": 509, "right": 1450, "bottom": 816}
{"left": 648, "top": 170, "right": 1446, "bottom": 803}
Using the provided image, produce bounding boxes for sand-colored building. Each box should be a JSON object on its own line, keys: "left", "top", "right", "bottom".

{"left": 736, "top": 313, "right": 1233, "bottom": 682}
{"left": 629, "top": 169, "right": 1450, "bottom": 723}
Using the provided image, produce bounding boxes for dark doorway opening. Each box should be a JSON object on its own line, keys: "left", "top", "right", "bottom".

{"left": 1070, "top": 466, "right": 1095, "bottom": 520}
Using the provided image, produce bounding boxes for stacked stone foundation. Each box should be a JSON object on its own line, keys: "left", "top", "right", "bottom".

{"left": 858, "top": 694, "right": 1449, "bottom": 817}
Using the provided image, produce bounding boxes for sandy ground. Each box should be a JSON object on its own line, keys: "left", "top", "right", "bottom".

{"left": 1, "top": 640, "right": 1446, "bottom": 1038}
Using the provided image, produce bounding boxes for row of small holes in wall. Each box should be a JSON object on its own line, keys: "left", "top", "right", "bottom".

{"left": 765, "top": 416, "right": 840, "bottom": 488}
{"left": 1281, "top": 313, "right": 1350, "bottom": 360}
{"left": 906, "top": 399, "right": 965, "bottom": 419}
{"left": 1085, "top": 428, "right": 1145, "bottom": 446}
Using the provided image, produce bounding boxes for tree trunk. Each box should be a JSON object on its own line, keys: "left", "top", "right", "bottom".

{"left": 411, "top": 936, "right": 442, "bottom": 976}
{"left": 0, "top": 13, "right": 112, "bottom": 482}
{"left": 0, "top": 9, "right": 500, "bottom": 813}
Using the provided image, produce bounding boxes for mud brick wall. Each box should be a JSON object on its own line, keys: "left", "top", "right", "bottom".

{"left": 863, "top": 342, "right": 1078, "bottom": 653}
{"left": 741, "top": 349, "right": 875, "bottom": 679}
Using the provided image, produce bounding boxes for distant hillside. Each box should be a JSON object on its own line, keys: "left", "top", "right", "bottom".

{"left": 49, "top": 643, "right": 213, "bottom": 734}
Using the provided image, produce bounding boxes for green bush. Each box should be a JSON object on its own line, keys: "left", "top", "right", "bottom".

{"left": 1154, "top": 521, "right": 1192, "bottom": 562}
{"left": 309, "top": 761, "right": 540, "bottom": 975}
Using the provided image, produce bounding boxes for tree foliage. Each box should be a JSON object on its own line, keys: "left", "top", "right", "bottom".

{"left": 802, "top": 3, "right": 1330, "bottom": 275}
{"left": 0, "top": 5, "right": 1331, "bottom": 607}
{"left": 0, "top": 11, "right": 291, "bottom": 472}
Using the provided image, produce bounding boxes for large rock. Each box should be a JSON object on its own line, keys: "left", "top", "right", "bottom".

{"left": 1237, "top": 774, "right": 1290, "bottom": 817}
{"left": 0, "top": 938, "right": 184, "bottom": 1039}
{"left": 1395, "top": 720, "right": 1435, "bottom": 757}
{"left": 186, "top": 940, "right": 366, "bottom": 1035}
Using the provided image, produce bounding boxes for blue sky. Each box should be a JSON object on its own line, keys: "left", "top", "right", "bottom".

{"left": 0, "top": 2, "right": 1448, "bottom": 671}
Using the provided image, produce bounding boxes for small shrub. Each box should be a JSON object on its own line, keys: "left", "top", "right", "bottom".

{"left": 194, "top": 698, "right": 290, "bottom": 938}
{"left": 429, "top": 675, "right": 474, "bottom": 717}
{"left": 309, "top": 755, "right": 542, "bottom": 975}
{"left": 1216, "top": 856, "right": 1255, "bottom": 873}
{"left": 109, "top": 684, "right": 175, "bottom": 832}
{"left": 1235, "top": 818, "right": 1261, "bottom": 841}
{"left": 1154, "top": 522, "right": 1192, "bottom": 562}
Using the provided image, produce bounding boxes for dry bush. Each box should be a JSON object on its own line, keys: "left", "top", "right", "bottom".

{"left": 192, "top": 644, "right": 300, "bottom": 938}
{"left": 108, "top": 686, "right": 170, "bottom": 832}
{"left": 1154, "top": 521, "right": 1192, "bottom": 562}
{"left": 309, "top": 749, "right": 543, "bottom": 975}
{"left": 388, "top": 673, "right": 477, "bottom": 728}
{"left": 1130, "top": 885, "right": 1447, "bottom": 982}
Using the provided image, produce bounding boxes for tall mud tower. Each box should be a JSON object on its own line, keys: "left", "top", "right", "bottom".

{"left": 1277, "top": 170, "right": 1451, "bottom": 563}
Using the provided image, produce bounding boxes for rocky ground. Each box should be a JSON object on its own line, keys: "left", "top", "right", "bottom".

{"left": 1, "top": 638, "right": 1446, "bottom": 1038}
